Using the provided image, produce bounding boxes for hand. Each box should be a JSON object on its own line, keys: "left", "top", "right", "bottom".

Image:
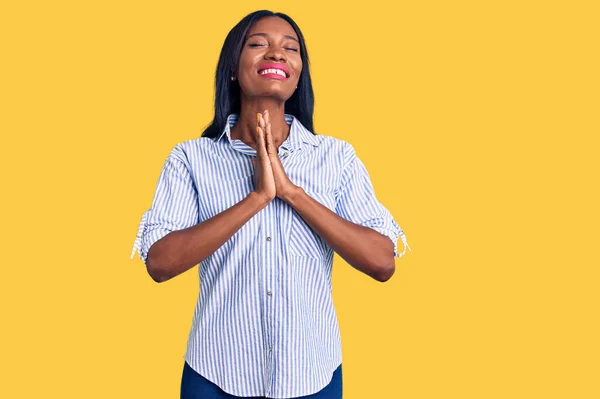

{"left": 257, "top": 110, "right": 298, "bottom": 200}
{"left": 252, "top": 112, "right": 276, "bottom": 204}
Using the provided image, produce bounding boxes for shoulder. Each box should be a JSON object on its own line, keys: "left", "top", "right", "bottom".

{"left": 314, "top": 133, "right": 358, "bottom": 165}
{"left": 165, "top": 137, "right": 214, "bottom": 165}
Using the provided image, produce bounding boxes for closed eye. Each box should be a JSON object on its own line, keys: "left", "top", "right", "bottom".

{"left": 247, "top": 43, "right": 298, "bottom": 52}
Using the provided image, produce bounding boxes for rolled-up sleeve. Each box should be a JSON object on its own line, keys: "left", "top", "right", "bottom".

{"left": 130, "top": 144, "right": 199, "bottom": 264}
{"left": 335, "top": 143, "right": 411, "bottom": 258}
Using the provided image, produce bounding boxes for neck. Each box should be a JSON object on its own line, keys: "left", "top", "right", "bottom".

{"left": 230, "top": 97, "right": 290, "bottom": 150}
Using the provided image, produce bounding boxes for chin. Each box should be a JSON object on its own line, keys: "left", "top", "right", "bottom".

{"left": 248, "top": 89, "right": 293, "bottom": 102}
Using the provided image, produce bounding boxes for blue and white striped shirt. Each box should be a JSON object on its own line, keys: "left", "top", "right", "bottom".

{"left": 130, "top": 114, "right": 410, "bottom": 398}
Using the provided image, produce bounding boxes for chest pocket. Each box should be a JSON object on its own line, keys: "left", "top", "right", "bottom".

{"left": 288, "top": 190, "right": 337, "bottom": 260}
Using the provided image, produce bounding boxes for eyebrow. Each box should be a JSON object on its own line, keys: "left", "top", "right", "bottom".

{"left": 246, "top": 32, "right": 299, "bottom": 43}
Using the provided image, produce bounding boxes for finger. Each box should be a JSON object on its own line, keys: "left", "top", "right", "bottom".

{"left": 257, "top": 114, "right": 271, "bottom": 161}
{"left": 265, "top": 122, "right": 276, "bottom": 156}
{"left": 257, "top": 113, "right": 266, "bottom": 131}
{"left": 263, "top": 109, "right": 271, "bottom": 136}
{"left": 256, "top": 113, "right": 265, "bottom": 144}
{"left": 256, "top": 125, "right": 264, "bottom": 150}
{"left": 262, "top": 110, "right": 276, "bottom": 155}
{"left": 256, "top": 125, "right": 269, "bottom": 159}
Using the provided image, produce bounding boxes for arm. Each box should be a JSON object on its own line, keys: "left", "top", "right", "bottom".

{"left": 147, "top": 192, "right": 268, "bottom": 283}
{"left": 259, "top": 111, "right": 410, "bottom": 282}
{"left": 283, "top": 187, "right": 396, "bottom": 282}
{"left": 131, "top": 143, "right": 272, "bottom": 283}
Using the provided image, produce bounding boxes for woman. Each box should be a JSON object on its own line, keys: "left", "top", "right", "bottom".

{"left": 130, "top": 10, "right": 410, "bottom": 399}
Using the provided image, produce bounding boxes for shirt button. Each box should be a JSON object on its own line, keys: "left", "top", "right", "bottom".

{"left": 266, "top": 236, "right": 271, "bottom": 241}
{"left": 283, "top": 151, "right": 289, "bottom": 157}
{"left": 267, "top": 291, "right": 272, "bottom": 296}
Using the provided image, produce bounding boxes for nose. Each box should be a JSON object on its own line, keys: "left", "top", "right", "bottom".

{"left": 265, "top": 46, "right": 286, "bottom": 63}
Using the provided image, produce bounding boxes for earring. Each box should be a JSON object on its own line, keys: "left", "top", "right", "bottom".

{"left": 231, "top": 76, "right": 235, "bottom": 81}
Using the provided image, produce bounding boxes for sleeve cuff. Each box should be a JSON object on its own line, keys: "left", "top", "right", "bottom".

{"left": 370, "top": 226, "right": 412, "bottom": 258}
{"left": 130, "top": 209, "right": 172, "bottom": 265}
{"left": 130, "top": 209, "right": 150, "bottom": 261}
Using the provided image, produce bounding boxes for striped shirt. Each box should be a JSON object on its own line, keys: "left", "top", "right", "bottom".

{"left": 130, "top": 114, "right": 410, "bottom": 398}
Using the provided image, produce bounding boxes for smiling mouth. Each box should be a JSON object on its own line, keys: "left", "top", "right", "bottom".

{"left": 258, "top": 68, "right": 289, "bottom": 79}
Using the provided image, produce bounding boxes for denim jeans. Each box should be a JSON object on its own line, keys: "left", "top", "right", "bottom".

{"left": 180, "top": 361, "right": 343, "bottom": 399}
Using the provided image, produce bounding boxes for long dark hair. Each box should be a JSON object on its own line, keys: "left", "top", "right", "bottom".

{"left": 201, "top": 10, "right": 315, "bottom": 139}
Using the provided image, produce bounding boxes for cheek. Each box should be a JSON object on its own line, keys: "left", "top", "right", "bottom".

{"left": 237, "top": 50, "right": 254, "bottom": 69}
{"left": 237, "top": 57, "right": 250, "bottom": 74}
{"left": 292, "top": 61, "right": 303, "bottom": 79}
{"left": 238, "top": 56, "right": 261, "bottom": 78}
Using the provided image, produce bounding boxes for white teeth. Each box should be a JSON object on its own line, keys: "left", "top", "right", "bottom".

{"left": 260, "top": 68, "right": 287, "bottom": 77}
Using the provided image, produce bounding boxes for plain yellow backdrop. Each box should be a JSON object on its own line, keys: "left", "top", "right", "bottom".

{"left": 1, "top": 1, "right": 598, "bottom": 398}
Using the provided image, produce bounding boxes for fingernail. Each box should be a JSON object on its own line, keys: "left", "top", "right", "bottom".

{"left": 257, "top": 113, "right": 261, "bottom": 123}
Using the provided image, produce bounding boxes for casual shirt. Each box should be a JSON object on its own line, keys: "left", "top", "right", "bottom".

{"left": 130, "top": 113, "right": 410, "bottom": 398}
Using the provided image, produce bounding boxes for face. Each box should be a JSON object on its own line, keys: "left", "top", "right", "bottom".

{"left": 235, "top": 16, "right": 302, "bottom": 101}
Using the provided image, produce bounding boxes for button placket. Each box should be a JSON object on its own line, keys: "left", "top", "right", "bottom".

{"left": 262, "top": 200, "right": 277, "bottom": 395}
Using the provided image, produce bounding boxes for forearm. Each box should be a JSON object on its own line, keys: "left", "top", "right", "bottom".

{"left": 283, "top": 187, "right": 396, "bottom": 282}
{"left": 147, "top": 192, "right": 269, "bottom": 282}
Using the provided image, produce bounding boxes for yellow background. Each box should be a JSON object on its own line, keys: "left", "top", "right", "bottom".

{"left": 2, "top": 0, "right": 598, "bottom": 397}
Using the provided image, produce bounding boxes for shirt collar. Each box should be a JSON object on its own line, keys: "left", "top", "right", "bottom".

{"left": 215, "top": 113, "right": 320, "bottom": 151}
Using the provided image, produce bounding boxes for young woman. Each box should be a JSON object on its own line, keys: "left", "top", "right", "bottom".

{"left": 131, "top": 10, "right": 410, "bottom": 399}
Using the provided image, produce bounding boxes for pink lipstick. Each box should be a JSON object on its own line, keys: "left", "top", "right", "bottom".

{"left": 257, "top": 63, "right": 289, "bottom": 80}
